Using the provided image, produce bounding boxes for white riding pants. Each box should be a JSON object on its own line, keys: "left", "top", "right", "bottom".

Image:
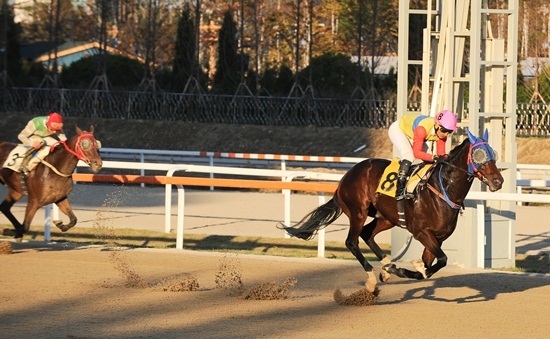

{"left": 388, "top": 121, "right": 434, "bottom": 164}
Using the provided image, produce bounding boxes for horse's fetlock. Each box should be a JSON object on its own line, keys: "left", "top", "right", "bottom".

{"left": 380, "top": 255, "right": 392, "bottom": 266}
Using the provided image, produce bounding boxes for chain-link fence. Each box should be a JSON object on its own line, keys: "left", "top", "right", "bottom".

{"left": 0, "top": 87, "right": 547, "bottom": 136}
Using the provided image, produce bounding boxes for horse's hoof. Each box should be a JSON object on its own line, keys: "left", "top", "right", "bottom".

{"left": 379, "top": 270, "right": 391, "bottom": 283}
{"left": 15, "top": 237, "right": 23, "bottom": 243}
{"left": 382, "top": 263, "right": 396, "bottom": 272}
{"left": 57, "top": 226, "right": 69, "bottom": 232}
{"left": 365, "top": 271, "right": 377, "bottom": 293}
{"left": 411, "top": 260, "right": 428, "bottom": 279}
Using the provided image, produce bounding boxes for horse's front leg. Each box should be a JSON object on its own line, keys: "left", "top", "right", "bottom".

{"left": 53, "top": 197, "right": 77, "bottom": 232}
{"left": 416, "top": 230, "right": 447, "bottom": 279}
{"left": 410, "top": 247, "right": 437, "bottom": 279}
{"left": 383, "top": 230, "right": 447, "bottom": 280}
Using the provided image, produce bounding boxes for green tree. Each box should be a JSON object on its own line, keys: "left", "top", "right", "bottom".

{"left": 60, "top": 54, "right": 144, "bottom": 90}
{"left": 213, "top": 10, "right": 240, "bottom": 94}
{"left": 298, "top": 53, "right": 358, "bottom": 98}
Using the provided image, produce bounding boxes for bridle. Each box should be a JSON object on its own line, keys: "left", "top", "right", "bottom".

{"left": 427, "top": 138, "right": 497, "bottom": 209}
{"left": 59, "top": 132, "right": 101, "bottom": 165}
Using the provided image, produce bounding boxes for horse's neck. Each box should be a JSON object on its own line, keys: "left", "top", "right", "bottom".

{"left": 45, "top": 141, "right": 79, "bottom": 173}
{"left": 436, "top": 142, "right": 473, "bottom": 201}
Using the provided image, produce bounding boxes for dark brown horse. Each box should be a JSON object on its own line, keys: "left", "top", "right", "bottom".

{"left": 0, "top": 126, "right": 103, "bottom": 240}
{"left": 281, "top": 129, "right": 503, "bottom": 292}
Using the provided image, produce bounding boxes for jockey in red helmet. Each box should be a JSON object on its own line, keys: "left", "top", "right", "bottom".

{"left": 17, "top": 111, "right": 67, "bottom": 176}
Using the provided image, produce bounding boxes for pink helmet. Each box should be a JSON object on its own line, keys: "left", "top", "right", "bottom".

{"left": 435, "top": 110, "right": 457, "bottom": 131}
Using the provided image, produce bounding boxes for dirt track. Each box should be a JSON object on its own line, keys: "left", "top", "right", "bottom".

{"left": 1, "top": 114, "right": 549, "bottom": 337}
{"left": 1, "top": 242, "right": 549, "bottom": 338}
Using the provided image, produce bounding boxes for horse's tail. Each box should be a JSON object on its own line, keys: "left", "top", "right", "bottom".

{"left": 278, "top": 197, "right": 343, "bottom": 240}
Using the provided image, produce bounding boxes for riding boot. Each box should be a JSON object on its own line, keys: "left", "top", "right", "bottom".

{"left": 395, "top": 160, "right": 411, "bottom": 227}
{"left": 395, "top": 159, "right": 412, "bottom": 201}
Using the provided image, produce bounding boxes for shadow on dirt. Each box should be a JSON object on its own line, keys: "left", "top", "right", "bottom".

{"left": 379, "top": 271, "right": 549, "bottom": 304}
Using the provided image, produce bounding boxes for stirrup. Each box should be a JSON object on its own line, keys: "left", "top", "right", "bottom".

{"left": 19, "top": 166, "right": 29, "bottom": 176}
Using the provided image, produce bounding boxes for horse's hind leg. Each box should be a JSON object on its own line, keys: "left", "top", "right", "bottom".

{"left": 54, "top": 197, "right": 77, "bottom": 232}
{"left": 360, "top": 218, "right": 394, "bottom": 282}
{"left": 345, "top": 215, "right": 378, "bottom": 292}
{"left": 0, "top": 190, "right": 25, "bottom": 240}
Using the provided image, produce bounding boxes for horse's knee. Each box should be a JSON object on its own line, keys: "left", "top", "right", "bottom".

{"left": 425, "top": 255, "right": 448, "bottom": 278}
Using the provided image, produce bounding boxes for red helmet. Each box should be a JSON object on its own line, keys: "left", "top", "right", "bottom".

{"left": 46, "top": 112, "right": 63, "bottom": 131}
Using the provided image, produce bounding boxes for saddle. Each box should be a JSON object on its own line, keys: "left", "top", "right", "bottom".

{"left": 376, "top": 158, "right": 436, "bottom": 199}
{"left": 3, "top": 145, "right": 31, "bottom": 172}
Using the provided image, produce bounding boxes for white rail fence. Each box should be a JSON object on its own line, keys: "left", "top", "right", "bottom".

{"left": 41, "top": 148, "right": 550, "bottom": 258}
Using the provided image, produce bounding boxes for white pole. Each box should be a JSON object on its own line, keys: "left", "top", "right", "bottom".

{"left": 44, "top": 205, "right": 52, "bottom": 242}
{"left": 476, "top": 201, "right": 485, "bottom": 268}
{"left": 176, "top": 186, "right": 185, "bottom": 249}
{"left": 317, "top": 193, "right": 326, "bottom": 258}
{"left": 164, "top": 183, "right": 172, "bottom": 233}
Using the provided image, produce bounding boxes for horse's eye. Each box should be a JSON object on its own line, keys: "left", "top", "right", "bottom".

{"left": 80, "top": 139, "right": 92, "bottom": 149}
{"left": 96, "top": 140, "right": 102, "bottom": 149}
{"left": 472, "top": 148, "right": 488, "bottom": 165}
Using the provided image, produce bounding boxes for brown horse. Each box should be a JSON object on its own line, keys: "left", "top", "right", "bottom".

{"left": 0, "top": 126, "right": 103, "bottom": 240}
{"left": 281, "top": 129, "right": 504, "bottom": 292}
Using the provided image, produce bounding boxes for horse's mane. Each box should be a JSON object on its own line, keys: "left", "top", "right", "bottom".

{"left": 447, "top": 138, "right": 471, "bottom": 161}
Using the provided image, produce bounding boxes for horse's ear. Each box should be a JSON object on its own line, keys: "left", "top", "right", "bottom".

{"left": 483, "top": 128, "right": 489, "bottom": 141}
{"left": 89, "top": 125, "right": 95, "bottom": 134}
{"left": 466, "top": 128, "right": 477, "bottom": 144}
{"left": 75, "top": 125, "right": 83, "bottom": 135}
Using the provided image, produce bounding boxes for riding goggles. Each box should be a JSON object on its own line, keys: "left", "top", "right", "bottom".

{"left": 439, "top": 126, "right": 454, "bottom": 134}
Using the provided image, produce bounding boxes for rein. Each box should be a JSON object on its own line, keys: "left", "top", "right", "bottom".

{"left": 425, "top": 165, "right": 462, "bottom": 210}
{"left": 425, "top": 142, "right": 486, "bottom": 210}
{"left": 43, "top": 133, "right": 96, "bottom": 177}
{"left": 38, "top": 159, "right": 72, "bottom": 177}
{"left": 59, "top": 133, "right": 94, "bottom": 164}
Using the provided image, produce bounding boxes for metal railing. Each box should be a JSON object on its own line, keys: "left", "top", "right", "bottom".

{"left": 1, "top": 87, "right": 548, "bottom": 135}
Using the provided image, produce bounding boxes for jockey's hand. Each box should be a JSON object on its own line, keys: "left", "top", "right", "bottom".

{"left": 32, "top": 141, "right": 44, "bottom": 149}
{"left": 433, "top": 154, "right": 448, "bottom": 163}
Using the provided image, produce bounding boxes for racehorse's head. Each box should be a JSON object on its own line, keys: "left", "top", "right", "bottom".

{"left": 466, "top": 129, "right": 503, "bottom": 192}
{"left": 75, "top": 125, "right": 103, "bottom": 173}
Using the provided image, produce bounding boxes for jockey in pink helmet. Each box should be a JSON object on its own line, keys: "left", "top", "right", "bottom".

{"left": 435, "top": 109, "right": 458, "bottom": 133}
{"left": 388, "top": 109, "right": 458, "bottom": 201}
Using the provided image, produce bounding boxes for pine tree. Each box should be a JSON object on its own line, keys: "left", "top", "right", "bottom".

{"left": 172, "top": 4, "right": 196, "bottom": 92}
{"left": 213, "top": 10, "right": 240, "bottom": 94}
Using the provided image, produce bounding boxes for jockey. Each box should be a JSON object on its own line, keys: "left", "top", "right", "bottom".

{"left": 388, "top": 109, "right": 458, "bottom": 201}
{"left": 18, "top": 111, "right": 67, "bottom": 175}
